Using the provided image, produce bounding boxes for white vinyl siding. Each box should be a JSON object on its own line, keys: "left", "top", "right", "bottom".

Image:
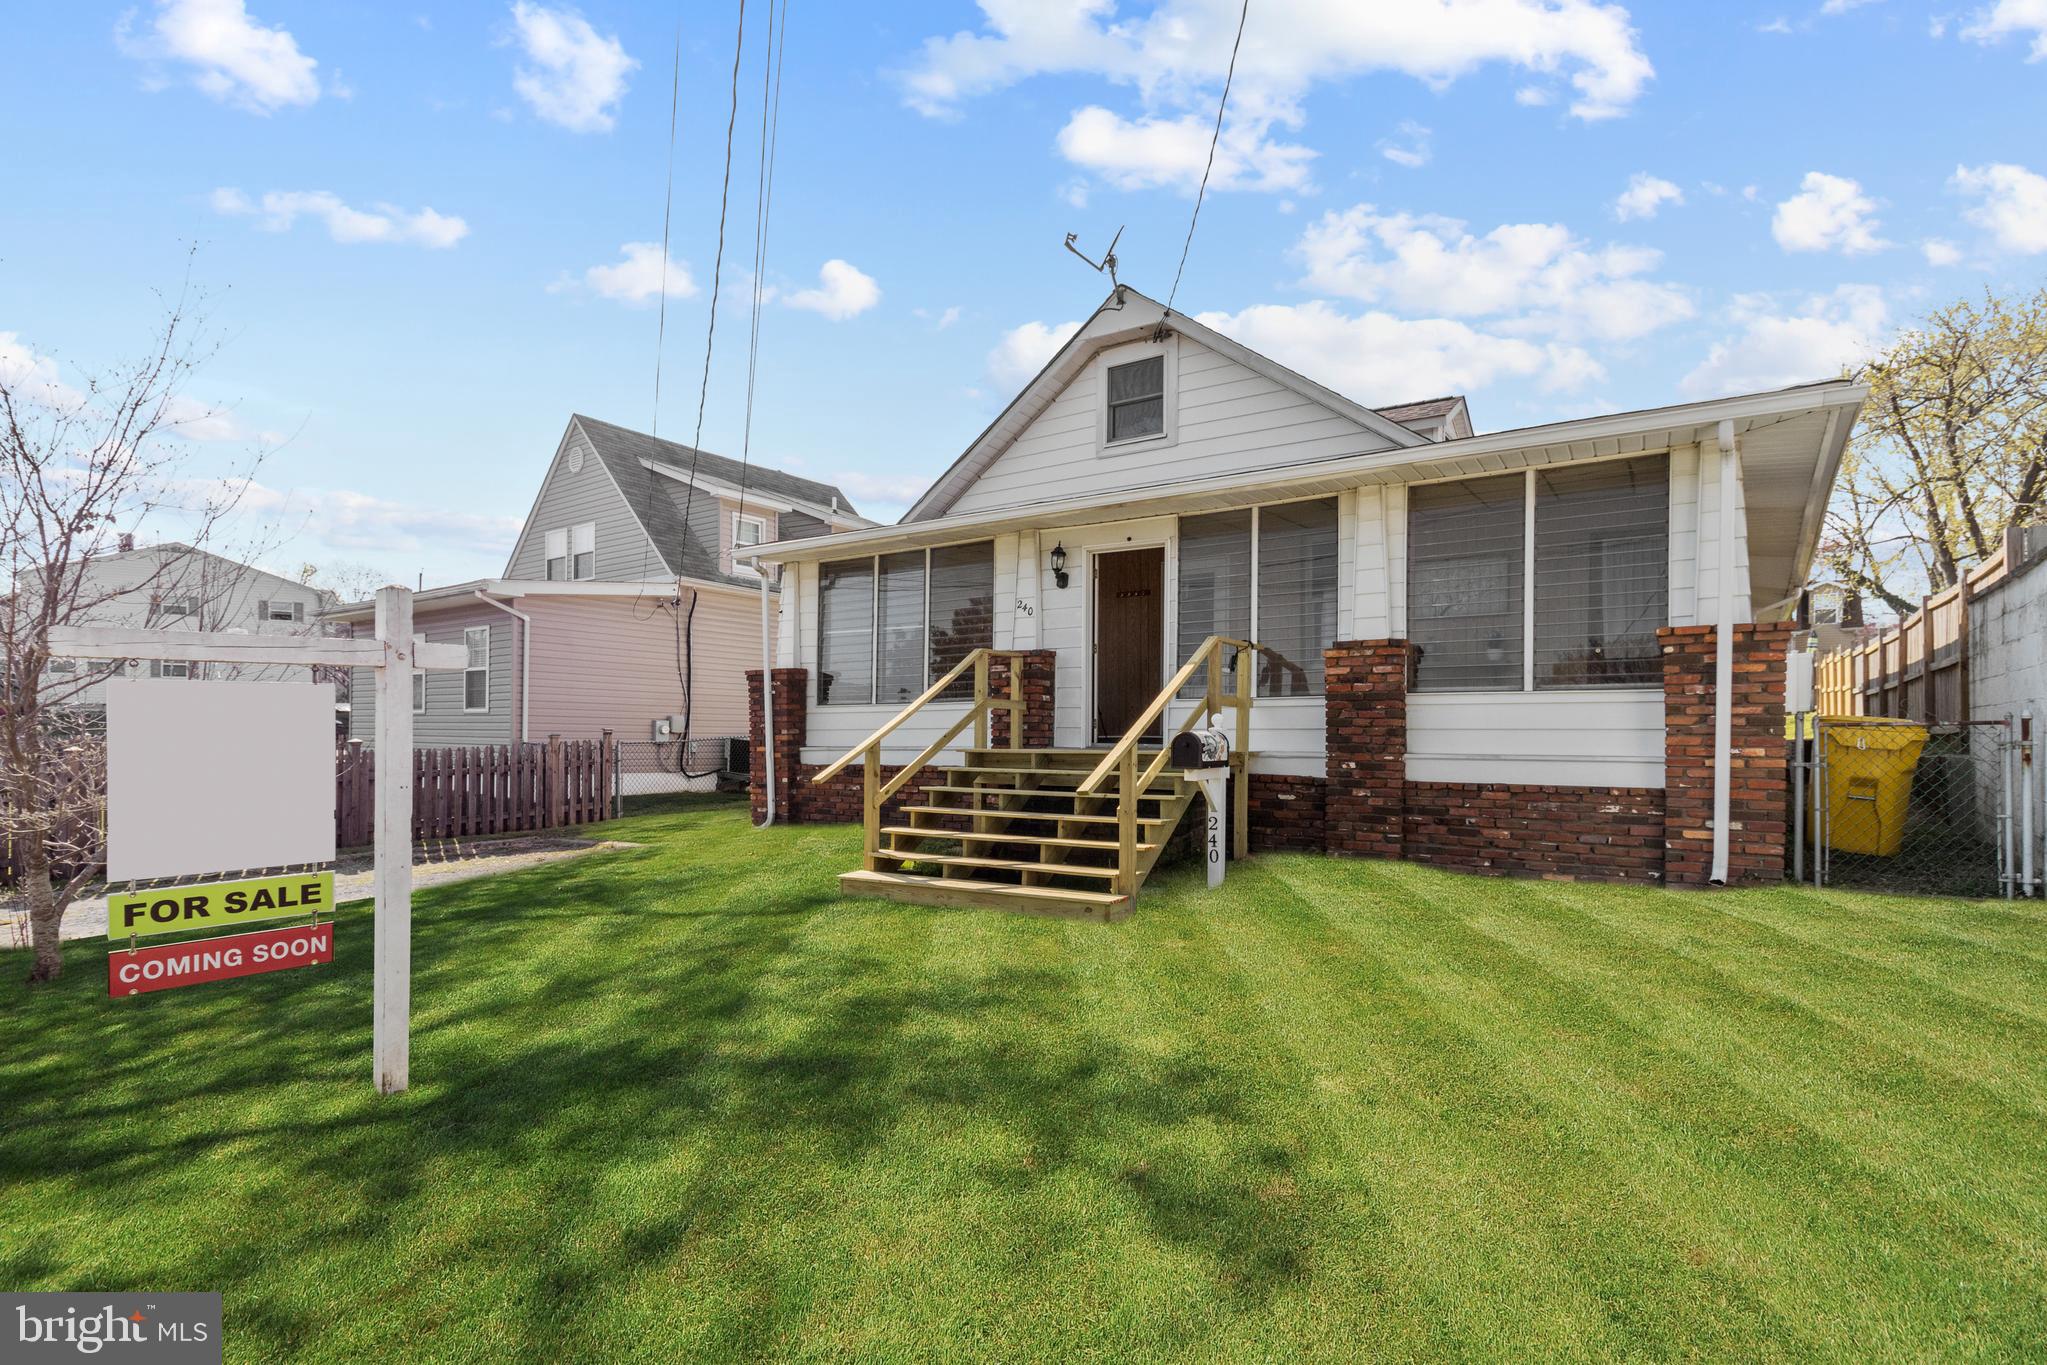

{"left": 506, "top": 426, "right": 663, "bottom": 583}
{"left": 463, "top": 626, "right": 490, "bottom": 712}
{"left": 949, "top": 335, "right": 1400, "bottom": 516}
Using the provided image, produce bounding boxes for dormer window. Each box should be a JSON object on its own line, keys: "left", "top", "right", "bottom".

{"left": 1106, "top": 356, "right": 1165, "bottom": 442}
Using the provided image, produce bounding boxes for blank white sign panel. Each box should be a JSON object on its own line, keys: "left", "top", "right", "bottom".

{"left": 106, "top": 679, "right": 336, "bottom": 882}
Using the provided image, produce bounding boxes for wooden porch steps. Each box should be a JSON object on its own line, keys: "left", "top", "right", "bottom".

{"left": 838, "top": 870, "right": 1130, "bottom": 921}
{"left": 839, "top": 746, "right": 1203, "bottom": 919}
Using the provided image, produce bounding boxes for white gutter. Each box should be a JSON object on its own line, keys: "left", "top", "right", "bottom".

{"left": 750, "top": 553, "right": 775, "bottom": 827}
{"left": 1711, "top": 419, "right": 1738, "bottom": 886}
{"left": 472, "top": 590, "right": 533, "bottom": 743}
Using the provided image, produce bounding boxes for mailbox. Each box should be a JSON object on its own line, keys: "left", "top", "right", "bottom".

{"left": 1169, "top": 727, "right": 1230, "bottom": 770}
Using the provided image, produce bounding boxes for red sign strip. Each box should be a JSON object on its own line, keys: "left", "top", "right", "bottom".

{"left": 108, "top": 921, "right": 334, "bottom": 997}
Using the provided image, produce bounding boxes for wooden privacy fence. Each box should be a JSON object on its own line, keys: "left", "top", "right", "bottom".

{"left": 1814, "top": 529, "right": 2028, "bottom": 722}
{"left": 336, "top": 732, "right": 614, "bottom": 848}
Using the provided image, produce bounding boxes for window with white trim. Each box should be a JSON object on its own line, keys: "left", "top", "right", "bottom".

{"left": 1105, "top": 355, "right": 1166, "bottom": 443}
{"left": 1176, "top": 498, "right": 1339, "bottom": 697}
{"left": 463, "top": 626, "right": 490, "bottom": 711}
{"left": 151, "top": 595, "right": 196, "bottom": 621}
{"left": 543, "top": 528, "right": 569, "bottom": 581}
{"left": 571, "top": 522, "right": 596, "bottom": 580}
{"left": 817, "top": 543, "right": 995, "bottom": 705}
{"left": 150, "top": 659, "right": 191, "bottom": 679}
{"left": 258, "top": 599, "right": 303, "bottom": 623}
{"left": 412, "top": 669, "right": 427, "bottom": 713}
{"left": 1408, "top": 455, "right": 1669, "bottom": 692}
{"left": 733, "top": 512, "right": 766, "bottom": 550}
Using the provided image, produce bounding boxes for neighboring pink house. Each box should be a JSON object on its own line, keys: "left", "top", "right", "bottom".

{"left": 329, "top": 415, "right": 869, "bottom": 754}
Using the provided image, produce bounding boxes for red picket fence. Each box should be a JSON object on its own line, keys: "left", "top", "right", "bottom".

{"left": 335, "top": 733, "right": 615, "bottom": 849}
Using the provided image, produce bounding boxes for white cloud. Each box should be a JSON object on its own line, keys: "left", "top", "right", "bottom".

{"left": 1613, "top": 172, "right": 1683, "bottom": 221}
{"left": 1513, "top": 85, "right": 1553, "bottom": 105}
{"left": 900, "top": 0, "right": 1653, "bottom": 123}
{"left": 1199, "top": 301, "right": 1602, "bottom": 400}
{"left": 1757, "top": 17, "right": 1796, "bottom": 33}
{"left": 1922, "top": 237, "right": 1963, "bottom": 266}
{"left": 914, "top": 305, "right": 963, "bottom": 330}
{"left": 1820, "top": 0, "right": 1880, "bottom": 13}
{"left": 1054, "top": 106, "right": 1315, "bottom": 194}
{"left": 117, "top": 0, "right": 321, "bottom": 113}
{"left": 1952, "top": 162, "right": 2047, "bottom": 252}
{"left": 1378, "top": 120, "right": 1432, "bottom": 169}
{"left": 233, "top": 480, "right": 523, "bottom": 558}
{"left": 0, "top": 332, "right": 83, "bottom": 410}
{"left": 1961, "top": 0, "right": 2047, "bottom": 57}
{"left": 988, "top": 320, "right": 1082, "bottom": 387}
{"left": 1771, "top": 171, "right": 1889, "bottom": 254}
{"left": 1681, "top": 285, "right": 1887, "bottom": 396}
{"left": 212, "top": 188, "right": 469, "bottom": 247}
{"left": 160, "top": 394, "right": 250, "bottom": 442}
{"left": 1294, "top": 205, "right": 1693, "bottom": 342}
{"left": 507, "top": 2, "right": 636, "bottom": 133}
{"left": 569, "top": 242, "right": 698, "bottom": 305}
{"left": 782, "top": 260, "right": 882, "bottom": 321}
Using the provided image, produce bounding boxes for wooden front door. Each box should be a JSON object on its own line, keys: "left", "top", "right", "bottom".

{"left": 1094, "top": 547, "right": 1165, "bottom": 743}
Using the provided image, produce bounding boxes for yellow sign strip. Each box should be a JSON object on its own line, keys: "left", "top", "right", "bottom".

{"left": 107, "top": 872, "right": 336, "bottom": 942}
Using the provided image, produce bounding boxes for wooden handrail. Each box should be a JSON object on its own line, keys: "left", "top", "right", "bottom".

{"left": 810, "top": 648, "right": 1024, "bottom": 785}
{"left": 1077, "top": 636, "right": 1258, "bottom": 794}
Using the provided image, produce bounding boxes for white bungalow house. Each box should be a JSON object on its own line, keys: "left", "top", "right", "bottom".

{"left": 745, "top": 287, "right": 1864, "bottom": 917}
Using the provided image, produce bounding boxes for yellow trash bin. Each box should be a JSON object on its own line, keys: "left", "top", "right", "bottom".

{"left": 1811, "top": 718, "right": 1929, "bottom": 857}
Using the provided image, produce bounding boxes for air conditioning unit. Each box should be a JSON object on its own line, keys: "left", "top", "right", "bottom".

{"left": 723, "top": 737, "right": 750, "bottom": 774}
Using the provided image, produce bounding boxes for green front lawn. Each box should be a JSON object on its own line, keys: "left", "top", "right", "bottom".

{"left": 4, "top": 798, "right": 2044, "bottom": 1361}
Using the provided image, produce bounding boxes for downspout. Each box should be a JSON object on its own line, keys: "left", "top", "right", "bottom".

{"left": 751, "top": 553, "right": 776, "bottom": 828}
{"left": 1711, "top": 419, "right": 1738, "bottom": 886}
{"left": 472, "top": 590, "right": 532, "bottom": 743}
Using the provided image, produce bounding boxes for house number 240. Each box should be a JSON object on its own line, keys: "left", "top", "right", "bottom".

{"left": 1014, "top": 599, "right": 1035, "bottom": 617}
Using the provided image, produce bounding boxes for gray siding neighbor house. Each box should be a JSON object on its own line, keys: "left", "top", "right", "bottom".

{"left": 333, "top": 414, "right": 869, "bottom": 750}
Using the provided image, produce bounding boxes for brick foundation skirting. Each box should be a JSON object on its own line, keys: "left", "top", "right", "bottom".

{"left": 1660, "top": 622, "right": 1794, "bottom": 886}
{"left": 1247, "top": 773, "right": 1326, "bottom": 852}
{"left": 1403, "top": 783, "right": 1668, "bottom": 883}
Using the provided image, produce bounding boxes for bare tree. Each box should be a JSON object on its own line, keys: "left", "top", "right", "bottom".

{"left": 1820, "top": 286, "right": 2047, "bottom": 616}
{"left": 1, "top": 280, "right": 263, "bottom": 982}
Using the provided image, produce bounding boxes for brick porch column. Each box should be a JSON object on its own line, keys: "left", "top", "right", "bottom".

{"left": 1325, "top": 639, "right": 1415, "bottom": 858}
{"left": 1660, "top": 622, "right": 1794, "bottom": 886}
{"left": 989, "top": 649, "right": 1056, "bottom": 748}
{"left": 746, "top": 667, "right": 807, "bottom": 823}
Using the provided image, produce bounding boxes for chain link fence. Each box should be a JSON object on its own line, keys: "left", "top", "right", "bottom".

{"left": 1795, "top": 715, "right": 2038, "bottom": 899}
{"left": 614, "top": 737, "right": 747, "bottom": 803}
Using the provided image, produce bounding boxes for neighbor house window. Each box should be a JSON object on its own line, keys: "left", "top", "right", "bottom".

{"left": 150, "top": 659, "right": 191, "bottom": 679}
{"left": 1174, "top": 499, "right": 1338, "bottom": 697}
{"left": 1105, "top": 355, "right": 1165, "bottom": 442}
{"left": 258, "top": 599, "right": 303, "bottom": 623}
{"left": 817, "top": 543, "right": 995, "bottom": 705}
{"left": 571, "top": 522, "right": 596, "bottom": 580}
{"left": 544, "top": 528, "right": 569, "bottom": 581}
{"left": 151, "top": 595, "right": 195, "bottom": 620}
{"left": 733, "top": 512, "right": 765, "bottom": 552}
{"left": 1408, "top": 455, "right": 1669, "bottom": 692}
{"left": 47, "top": 658, "right": 77, "bottom": 675}
{"left": 463, "top": 626, "right": 490, "bottom": 711}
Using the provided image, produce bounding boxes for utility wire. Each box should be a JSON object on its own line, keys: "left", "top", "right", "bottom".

{"left": 1163, "top": 0, "right": 1250, "bottom": 320}
{"left": 633, "top": 18, "right": 686, "bottom": 605}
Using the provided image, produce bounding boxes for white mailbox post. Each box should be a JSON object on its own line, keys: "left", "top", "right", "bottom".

{"left": 49, "top": 585, "right": 466, "bottom": 1095}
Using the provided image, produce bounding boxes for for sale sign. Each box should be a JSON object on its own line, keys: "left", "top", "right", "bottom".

{"left": 105, "top": 873, "right": 335, "bottom": 942}
{"left": 108, "top": 922, "right": 334, "bottom": 997}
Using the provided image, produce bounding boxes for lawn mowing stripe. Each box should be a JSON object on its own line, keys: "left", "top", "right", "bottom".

{"left": 1239, "top": 856, "right": 1807, "bottom": 1361}
{"left": 1268, "top": 857, "right": 2044, "bottom": 1359}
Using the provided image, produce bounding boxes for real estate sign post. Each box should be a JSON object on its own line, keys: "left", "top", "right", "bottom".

{"left": 49, "top": 585, "right": 465, "bottom": 1095}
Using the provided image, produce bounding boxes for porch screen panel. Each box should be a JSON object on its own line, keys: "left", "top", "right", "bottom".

{"left": 1176, "top": 510, "right": 1251, "bottom": 697}
{"left": 1534, "top": 455, "right": 1668, "bottom": 687}
{"left": 875, "top": 551, "right": 928, "bottom": 707}
{"left": 817, "top": 558, "right": 874, "bottom": 705}
{"left": 1409, "top": 474, "right": 1525, "bottom": 691}
{"left": 1255, "top": 498, "right": 1339, "bottom": 697}
{"left": 929, "top": 542, "right": 994, "bottom": 701}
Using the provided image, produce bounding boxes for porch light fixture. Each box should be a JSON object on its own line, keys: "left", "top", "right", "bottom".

{"left": 1049, "top": 542, "right": 1069, "bottom": 589}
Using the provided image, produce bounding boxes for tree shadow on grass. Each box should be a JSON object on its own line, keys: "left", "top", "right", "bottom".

{"left": 1, "top": 840, "right": 1313, "bottom": 1358}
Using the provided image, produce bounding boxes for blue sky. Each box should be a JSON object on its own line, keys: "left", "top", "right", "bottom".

{"left": 3, "top": 1, "right": 2045, "bottom": 587}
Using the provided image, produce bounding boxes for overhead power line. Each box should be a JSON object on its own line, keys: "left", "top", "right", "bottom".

{"left": 1163, "top": 0, "right": 1251, "bottom": 320}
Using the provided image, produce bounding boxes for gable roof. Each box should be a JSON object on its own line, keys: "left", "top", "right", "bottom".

{"left": 1377, "top": 396, "right": 1463, "bottom": 423}
{"left": 903, "top": 286, "right": 1430, "bottom": 523}
{"left": 543, "top": 415, "right": 861, "bottom": 587}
